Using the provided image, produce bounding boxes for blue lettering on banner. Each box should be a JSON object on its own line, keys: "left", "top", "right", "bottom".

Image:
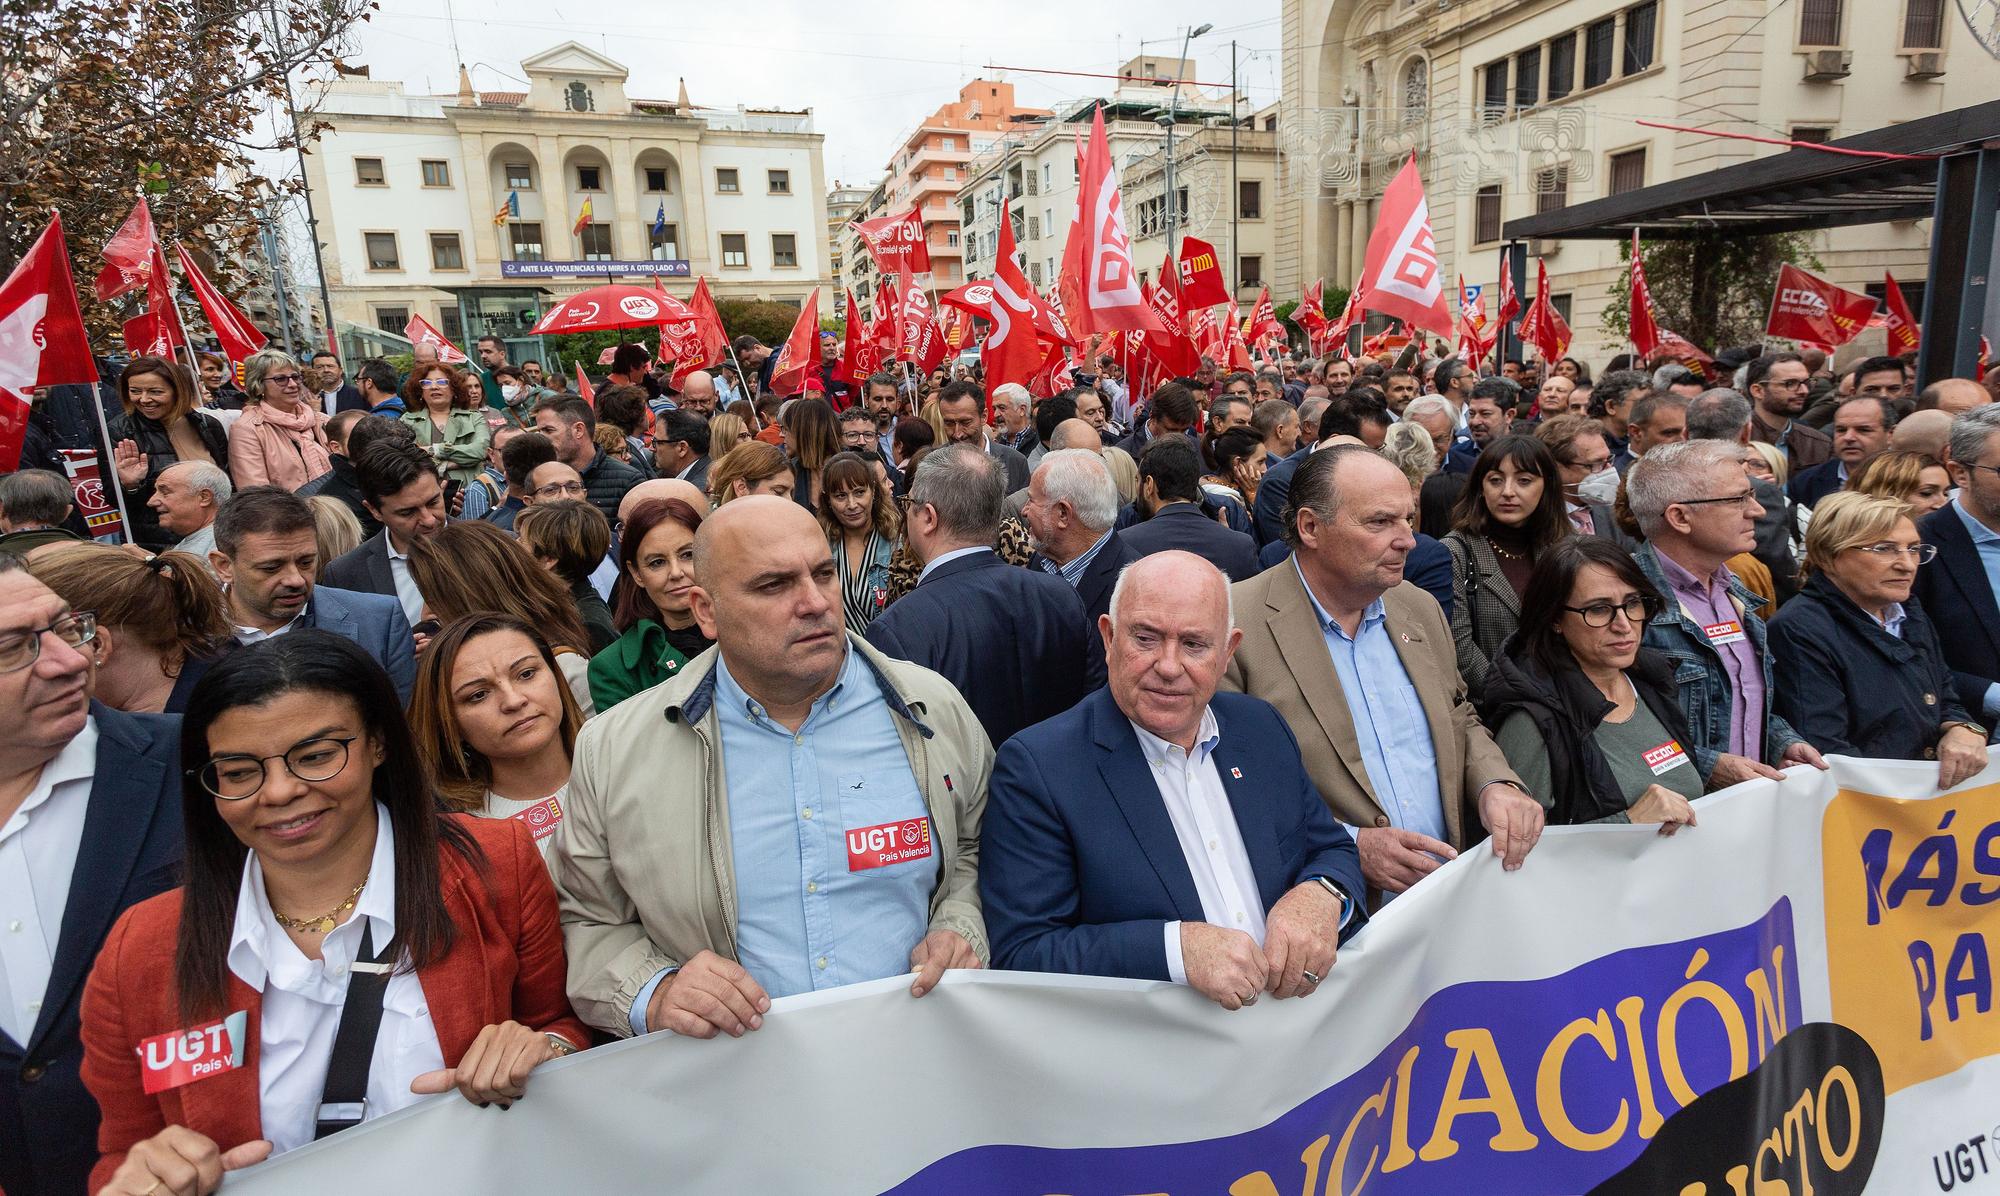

{"left": 499, "top": 260, "right": 690, "bottom": 278}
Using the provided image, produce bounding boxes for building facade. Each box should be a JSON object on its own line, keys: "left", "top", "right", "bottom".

{"left": 881, "top": 81, "right": 1050, "bottom": 293}
{"left": 302, "top": 42, "right": 831, "bottom": 363}
{"left": 825, "top": 181, "right": 874, "bottom": 298}
{"left": 1278, "top": 0, "right": 1995, "bottom": 362}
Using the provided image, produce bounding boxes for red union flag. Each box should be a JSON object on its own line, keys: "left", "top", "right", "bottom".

{"left": 1358, "top": 156, "right": 1453, "bottom": 339}
{"left": 1175, "top": 235, "right": 1231, "bottom": 310}
{"left": 1883, "top": 272, "right": 1920, "bottom": 357}
{"left": 1296, "top": 279, "right": 1328, "bottom": 347}
{"left": 982, "top": 207, "right": 1044, "bottom": 390}
{"left": 1495, "top": 244, "right": 1522, "bottom": 328}
{"left": 1628, "top": 231, "right": 1662, "bottom": 360}
{"left": 1247, "top": 286, "right": 1283, "bottom": 346}
{"left": 405, "top": 313, "right": 467, "bottom": 364}
{"left": 1142, "top": 280, "right": 1200, "bottom": 377}
{"left": 176, "top": 244, "right": 268, "bottom": 365}
{"left": 1766, "top": 263, "right": 1877, "bottom": 349}
{"left": 1456, "top": 275, "right": 1494, "bottom": 361}
{"left": 1061, "top": 105, "right": 1162, "bottom": 337}
{"left": 768, "top": 288, "right": 822, "bottom": 396}
{"left": 1517, "top": 258, "right": 1572, "bottom": 365}
{"left": 853, "top": 208, "right": 930, "bottom": 275}
{"left": 0, "top": 213, "right": 98, "bottom": 469}
{"left": 93, "top": 199, "right": 157, "bottom": 301}
{"left": 837, "top": 289, "right": 877, "bottom": 384}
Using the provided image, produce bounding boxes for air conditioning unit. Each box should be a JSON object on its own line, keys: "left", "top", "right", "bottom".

{"left": 1528, "top": 237, "right": 1562, "bottom": 258}
{"left": 1905, "top": 51, "right": 1946, "bottom": 80}
{"left": 1802, "top": 48, "right": 1853, "bottom": 81}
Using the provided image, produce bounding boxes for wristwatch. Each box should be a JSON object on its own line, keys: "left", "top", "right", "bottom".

{"left": 1311, "top": 875, "right": 1349, "bottom": 920}
{"left": 1941, "top": 721, "right": 1988, "bottom": 739}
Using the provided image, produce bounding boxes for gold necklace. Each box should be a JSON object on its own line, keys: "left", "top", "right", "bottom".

{"left": 271, "top": 875, "right": 369, "bottom": 935}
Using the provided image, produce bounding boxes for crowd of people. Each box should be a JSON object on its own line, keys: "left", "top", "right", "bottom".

{"left": 3, "top": 329, "right": 1997, "bottom": 1195}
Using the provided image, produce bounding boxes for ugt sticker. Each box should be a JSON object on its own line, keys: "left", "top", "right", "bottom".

{"left": 138, "top": 1010, "right": 249, "bottom": 1094}
{"left": 512, "top": 795, "right": 565, "bottom": 842}
{"left": 847, "top": 818, "right": 933, "bottom": 872}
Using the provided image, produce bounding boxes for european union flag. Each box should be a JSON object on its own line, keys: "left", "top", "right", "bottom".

{"left": 651, "top": 202, "right": 667, "bottom": 238}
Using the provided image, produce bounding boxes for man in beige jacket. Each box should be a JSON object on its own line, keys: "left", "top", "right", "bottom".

{"left": 1222, "top": 446, "right": 1545, "bottom": 905}
{"left": 556, "top": 496, "right": 990, "bottom": 1040}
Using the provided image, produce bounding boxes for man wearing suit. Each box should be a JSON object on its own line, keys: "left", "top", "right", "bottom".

{"left": 866, "top": 445, "right": 1094, "bottom": 747}
{"left": 1916, "top": 405, "right": 2000, "bottom": 727}
{"left": 1124, "top": 435, "right": 1259, "bottom": 580}
{"left": 983, "top": 552, "right": 1365, "bottom": 1007}
{"left": 1789, "top": 395, "right": 1895, "bottom": 510}
{"left": 1223, "top": 447, "right": 1545, "bottom": 905}
{"left": 1024, "top": 449, "right": 1137, "bottom": 683}
{"left": 211, "top": 487, "right": 417, "bottom": 702}
{"left": 310, "top": 350, "right": 366, "bottom": 415}
{"left": 322, "top": 441, "right": 447, "bottom": 628}
{"left": 0, "top": 561, "right": 183, "bottom": 1196}
{"left": 937, "top": 382, "right": 1032, "bottom": 494}
{"left": 654, "top": 408, "right": 712, "bottom": 491}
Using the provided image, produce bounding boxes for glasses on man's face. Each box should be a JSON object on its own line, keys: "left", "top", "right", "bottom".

{"left": 1562, "top": 595, "right": 1661, "bottom": 628}
{"left": 1848, "top": 542, "right": 1939, "bottom": 565}
{"left": 0, "top": 610, "right": 96, "bottom": 674}
{"left": 265, "top": 373, "right": 304, "bottom": 388}
{"left": 1673, "top": 491, "right": 1759, "bottom": 512}
{"left": 535, "top": 481, "right": 587, "bottom": 499}
{"left": 193, "top": 736, "right": 358, "bottom": 800}
{"left": 1763, "top": 377, "right": 1810, "bottom": 391}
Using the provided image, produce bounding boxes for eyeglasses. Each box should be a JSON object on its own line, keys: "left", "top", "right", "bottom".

{"left": 1848, "top": 542, "right": 1939, "bottom": 564}
{"left": 418, "top": 378, "right": 454, "bottom": 388}
{"left": 264, "top": 373, "right": 304, "bottom": 387}
{"left": 534, "top": 481, "right": 587, "bottom": 498}
{"left": 1763, "top": 377, "right": 1810, "bottom": 391}
{"left": 1562, "top": 595, "right": 1662, "bottom": 628}
{"left": 0, "top": 610, "right": 96, "bottom": 674}
{"left": 1672, "top": 491, "right": 1759, "bottom": 512}
{"left": 191, "top": 736, "right": 358, "bottom": 800}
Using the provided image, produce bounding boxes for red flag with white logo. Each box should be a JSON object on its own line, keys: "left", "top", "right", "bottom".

{"left": 1456, "top": 275, "right": 1494, "bottom": 362}
{"left": 175, "top": 244, "right": 268, "bottom": 364}
{"left": 1516, "top": 258, "right": 1572, "bottom": 365}
{"left": 1883, "top": 272, "right": 1920, "bottom": 357}
{"left": 1296, "top": 279, "right": 1327, "bottom": 346}
{"left": 1247, "top": 286, "right": 1283, "bottom": 347}
{"left": 1325, "top": 282, "right": 1365, "bottom": 356}
{"left": 573, "top": 363, "right": 595, "bottom": 404}
{"left": 1495, "top": 244, "right": 1522, "bottom": 329}
{"left": 981, "top": 209, "right": 1044, "bottom": 389}
{"left": 1059, "top": 105, "right": 1162, "bottom": 337}
{"left": 838, "top": 289, "right": 878, "bottom": 385}
{"left": 1628, "top": 231, "right": 1662, "bottom": 360}
{"left": 1765, "top": 264, "right": 1877, "bottom": 349}
{"left": 1357, "top": 155, "right": 1454, "bottom": 339}
{"left": 1142, "top": 280, "right": 1201, "bottom": 377}
{"left": 1175, "top": 235, "right": 1231, "bottom": 310}
{"left": 686, "top": 277, "right": 729, "bottom": 366}
{"left": 93, "top": 199, "right": 157, "bottom": 302}
{"left": 768, "top": 288, "right": 822, "bottom": 397}
{"left": 0, "top": 213, "right": 98, "bottom": 468}
{"left": 404, "top": 312, "right": 468, "bottom": 364}
{"left": 852, "top": 208, "right": 931, "bottom": 275}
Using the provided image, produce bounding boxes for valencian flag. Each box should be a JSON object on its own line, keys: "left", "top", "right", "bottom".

{"left": 94, "top": 199, "right": 157, "bottom": 301}
{"left": 1627, "top": 230, "right": 1663, "bottom": 360}
{"left": 572, "top": 197, "right": 593, "bottom": 238}
{"left": 1174, "top": 235, "right": 1231, "bottom": 310}
{"left": 1765, "top": 263, "right": 1877, "bottom": 349}
{"left": 1059, "top": 104, "right": 1161, "bottom": 337}
{"left": 853, "top": 208, "right": 930, "bottom": 275}
{"left": 0, "top": 213, "right": 98, "bottom": 469}
{"left": 1883, "top": 272, "right": 1920, "bottom": 357}
{"left": 493, "top": 190, "right": 521, "bottom": 227}
{"left": 175, "top": 243, "right": 268, "bottom": 364}
{"left": 1357, "top": 155, "right": 1454, "bottom": 339}
{"left": 767, "top": 288, "right": 822, "bottom": 397}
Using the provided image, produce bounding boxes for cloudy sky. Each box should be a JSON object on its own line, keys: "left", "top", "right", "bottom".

{"left": 337, "top": 0, "right": 1285, "bottom": 185}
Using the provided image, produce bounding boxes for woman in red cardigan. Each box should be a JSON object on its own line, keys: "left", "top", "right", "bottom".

{"left": 81, "top": 630, "right": 588, "bottom": 1196}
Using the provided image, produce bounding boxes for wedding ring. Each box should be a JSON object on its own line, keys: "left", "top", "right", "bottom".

{"left": 1302, "top": 969, "right": 1321, "bottom": 985}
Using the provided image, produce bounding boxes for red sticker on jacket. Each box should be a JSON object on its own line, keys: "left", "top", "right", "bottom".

{"left": 137, "top": 1011, "right": 248, "bottom": 1094}
{"left": 512, "top": 796, "right": 565, "bottom": 842}
{"left": 1702, "top": 619, "right": 1747, "bottom": 646}
{"left": 846, "top": 818, "right": 933, "bottom": 871}
{"left": 1643, "top": 740, "right": 1691, "bottom": 776}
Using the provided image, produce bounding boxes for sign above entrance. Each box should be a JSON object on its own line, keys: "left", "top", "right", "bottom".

{"left": 500, "top": 259, "right": 690, "bottom": 278}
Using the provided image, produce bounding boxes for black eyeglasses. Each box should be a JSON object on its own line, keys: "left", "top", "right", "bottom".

{"left": 0, "top": 611, "right": 96, "bottom": 674}
{"left": 191, "top": 736, "right": 358, "bottom": 800}
{"left": 1562, "top": 595, "right": 1662, "bottom": 627}
{"left": 1672, "top": 491, "right": 1759, "bottom": 511}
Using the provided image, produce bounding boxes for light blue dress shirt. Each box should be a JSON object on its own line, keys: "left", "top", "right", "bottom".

{"left": 1039, "top": 529, "right": 1114, "bottom": 586}
{"left": 1950, "top": 497, "right": 2000, "bottom": 721}
{"left": 1293, "top": 560, "right": 1448, "bottom": 845}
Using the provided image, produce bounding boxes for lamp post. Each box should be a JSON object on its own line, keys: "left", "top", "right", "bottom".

{"left": 1161, "top": 23, "right": 1212, "bottom": 261}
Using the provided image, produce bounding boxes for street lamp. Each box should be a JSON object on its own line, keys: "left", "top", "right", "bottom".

{"left": 1162, "top": 23, "right": 1212, "bottom": 260}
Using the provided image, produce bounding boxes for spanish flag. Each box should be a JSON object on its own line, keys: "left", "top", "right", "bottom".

{"left": 572, "top": 197, "right": 593, "bottom": 237}
{"left": 492, "top": 190, "right": 520, "bottom": 226}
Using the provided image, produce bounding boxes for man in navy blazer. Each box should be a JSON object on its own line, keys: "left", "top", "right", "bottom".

{"left": 1916, "top": 407, "right": 2000, "bottom": 723}
{"left": 0, "top": 562, "right": 183, "bottom": 1196}
{"left": 983, "top": 552, "right": 1365, "bottom": 1008}
{"left": 1023, "top": 449, "right": 1137, "bottom": 685}
{"left": 867, "top": 445, "right": 1094, "bottom": 747}
{"left": 1123, "top": 436, "right": 1260, "bottom": 580}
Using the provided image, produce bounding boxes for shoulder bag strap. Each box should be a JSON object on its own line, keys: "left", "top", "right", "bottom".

{"left": 313, "top": 920, "right": 398, "bottom": 1140}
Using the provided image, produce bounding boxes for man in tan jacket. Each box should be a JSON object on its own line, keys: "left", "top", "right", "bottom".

{"left": 556, "top": 497, "right": 989, "bottom": 1040}
{"left": 1223, "top": 446, "right": 1544, "bottom": 904}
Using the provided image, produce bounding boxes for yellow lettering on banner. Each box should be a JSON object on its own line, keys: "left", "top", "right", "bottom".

{"left": 1657, "top": 949, "right": 1752, "bottom": 1107}
{"left": 1417, "top": 1028, "right": 1540, "bottom": 1162}
{"left": 1816, "top": 1065, "right": 1861, "bottom": 1172}
{"left": 1751, "top": 1127, "right": 1786, "bottom": 1196}
{"left": 1329, "top": 1076, "right": 1391, "bottom": 1196}
{"left": 1745, "top": 946, "right": 1791, "bottom": 1063}
{"left": 1536, "top": 1009, "right": 1630, "bottom": 1152}
{"left": 1613, "top": 995, "right": 1668, "bottom": 1138}
{"left": 1225, "top": 1134, "right": 1329, "bottom": 1196}
{"left": 1379, "top": 1045, "right": 1421, "bottom": 1173}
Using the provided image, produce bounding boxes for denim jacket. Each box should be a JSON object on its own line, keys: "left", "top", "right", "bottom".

{"left": 1632, "top": 543, "right": 1804, "bottom": 779}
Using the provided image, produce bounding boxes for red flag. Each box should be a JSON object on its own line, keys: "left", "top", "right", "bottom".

{"left": 1455, "top": 275, "right": 1494, "bottom": 362}
{"left": 56, "top": 448, "right": 123, "bottom": 541}
{"left": 1495, "top": 244, "right": 1522, "bottom": 328}
{"left": 1190, "top": 303, "right": 1222, "bottom": 361}
{"left": 896, "top": 275, "right": 935, "bottom": 363}
{"left": 1055, "top": 131, "right": 1089, "bottom": 325}
{"left": 1222, "top": 299, "right": 1252, "bottom": 371}
{"left": 1883, "top": 272, "right": 1920, "bottom": 357}
{"left": 174, "top": 244, "right": 267, "bottom": 364}
{"left": 0, "top": 213, "right": 97, "bottom": 468}
{"left": 768, "top": 288, "right": 822, "bottom": 397}
{"left": 852, "top": 208, "right": 930, "bottom": 275}
{"left": 1357, "top": 156, "right": 1453, "bottom": 339}
{"left": 1247, "top": 286, "right": 1283, "bottom": 346}
{"left": 981, "top": 209, "right": 1044, "bottom": 390}
{"left": 1059, "top": 105, "right": 1162, "bottom": 337}
{"left": 572, "top": 363, "right": 596, "bottom": 405}
{"left": 1142, "top": 281, "right": 1201, "bottom": 378}
{"left": 837, "top": 289, "right": 876, "bottom": 385}
{"left": 93, "top": 199, "right": 157, "bottom": 302}
{"left": 1175, "top": 235, "right": 1231, "bottom": 310}
{"left": 686, "top": 277, "right": 729, "bottom": 366}
{"left": 1765, "top": 264, "right": 1877, "bottom": 349}
{"left": 1295, "top": 279, "right": 1328, "bottom": 345}
{"left": 1628, "top": 231, "right": 1662, "bottom": 361}
{"left": 1516, "top": 259, "right": 1572, "bottom": 365}
{"left": 140, "top": 242, "right": 189, "bottom": 358}
{"left": 1029, "top": 344, "right": 1074, "bottom": 398}
{"left": 1325, "top": 283, "right": 1365, "bottom": 354}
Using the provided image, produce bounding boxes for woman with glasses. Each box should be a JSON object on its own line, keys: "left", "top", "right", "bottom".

{"left": 107, "top": 357, "right": 233, "bottom": 549}
{"left": 588, "top": 497, "right": 711, "bottom": 712}
{"left": 79, "top": 631, "right": 587, "bottom": 1195}
{"left": 226, "top": 350, "right": 332, "bottom": 492}
{"left": 400, "top": 363, "right": 492, "bottom": 488}
{"left": 1768, "top": 491, "right": 1987, "bottom": 786}
{"left": 1484, "top": 538, "right": 1705, "bottom": 829}
{"left": 1444, "top": 436, "right": 1574, "bottom": 700}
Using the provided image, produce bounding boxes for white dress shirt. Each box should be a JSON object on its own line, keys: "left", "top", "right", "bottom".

{"left": 1128, "top": 708, "right": 1267, "bottom": 986}
{"left": 917, "top": 544, "right": 993, "bottom": 584}
{"left": 0, "top": 718, "right": 96, "bottom": 1044}
{"left": 227, "top": 804, "right": 445, "bottom": 1155}
{"left": 385, "top": 537, "right": 425, "bottom": 627}
{"left": 233, "top": 607, "right": 307, "bottom": 646}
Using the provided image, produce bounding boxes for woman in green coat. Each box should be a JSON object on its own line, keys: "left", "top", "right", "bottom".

{"left": 588, "top": 495, "right": 716, "bottom": 712}
{"left": 401, "top": 362, "right": 493, "bottom": 486}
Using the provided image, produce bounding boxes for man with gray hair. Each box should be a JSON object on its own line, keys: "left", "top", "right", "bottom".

{"left": 865, "top": 444, "right": 1094, "bottom": 746}
{"left": 1685, "top": 388, "right": 1798, "bottom": 600}
{"left": 147, "top": 459, "right": 232, "bottom": 569}
{"left": 1914, "top": 404, "right": 2000, "bottom": 724}
{"left": 1627, "top": 440, "right": 1824, "bottom": 786}
{"left": 992, "top": 382, "right": 1036, "bottom": 455}
{"left": 0, "top": 470, "right": 81, "bottom": 559}
{"left": 1024, "top": 449, "right": 1137, "bottom": 672}
{"left": 1684, "top": 388, "right": 1755, "bottom": 444}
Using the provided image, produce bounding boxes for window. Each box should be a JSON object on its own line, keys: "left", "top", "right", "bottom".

{"left": 1239, "top": 180, "right": 1263, "bottom": 219}
{"left": 1551, "top": 294, "right": 1573, "bottom": 324}
{"left": 716, "top": 168, "right": 739, "bottom": 193}
{"left": 720, "top": 233, "right": 748, "bottom": 268}
{"left": 650, "top": 223, "right": 680, "bottom": 261}
{"left": 946, "top": 230, "right": 960, "bottom": 247}
{"left": 1475, "top": 185, "right": 1503, "bottom": 243}
{"left": 1043, "top": 162, "right": 1052, "bottom": 189}
{"left": 372, "top": 306, "right": 409, "bottom": 337}
{"left": 438, "top": 308, "right": 464, "bottom": 343}
{"left": 508, "top": 222, "right": 543, "bottom": 261}
{"left": 579, "top": 224, "right": 613, "bottom": 261}
{"left": 771, "top": 233, "right": 798, "bottom": 268}
{"left": 645, "top": 167, "right": 670, "bottom": 192}
{"left": 1240, "top": 256, "right": 1263, "bottom": 287}
{"left": 1791, "top": 126, "right": 1833, "bottom": 144}
{"left": 944, "top": 166, "right": 956, "bottom": 181}
{"left": 577, "top": 165, "right": 602, "bottom": 191}
{"left": 1904, "top": 0, "right": 1945, "bottom": 46}
{"left": 1584, "top": 18, "right": 1616, "bottom": 88}
{"left": 1026, "top": 216, "right": 1040, "bottom": 240}
{"left": 364, "top": 232, "right": 400, "bottom": 269}
{"left": 1535, "top": 165, "right": 1570, "bottom": 214}
{"left": 1482, "top": 61, "right": 1509, "bottom": 118}
{"left": 1029, "top": 261, "right": 1043, "bottom": 288}
{"left": 505, "top": 162, "right": 534, "bottom": 190}
{"left": 1402, "top": 58, "right": 1429, "bottom": 117}
{"left": 420, "top": 160, "right": 451, "bottom": 187}
{"left": 1800, "top": 0, "right": 1842, "bottom": 44}
{"left": 355, "top": 158, "right": 386, "bottom": 186}
{"left": 429, "top": 232, "right": 464, "bottom": 270}
{"left": 768, "top": 169, "right": 791, "bottom": 194}
{"left": 1609, "top": 148, "right": 1646, "bottom": 194}
{"left": 1548, "top": 33, "right": 1577, "bottom": 99}
{"left": 1514, "top": 46, "right": 1541, "bottom": 109}
{"left": 1624, "top": 2, "right": 1658, "bottom": 73}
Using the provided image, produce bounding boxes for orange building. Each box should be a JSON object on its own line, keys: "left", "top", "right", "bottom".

{"left": 884, "top": 80, "right": 1049, "bottom": 285}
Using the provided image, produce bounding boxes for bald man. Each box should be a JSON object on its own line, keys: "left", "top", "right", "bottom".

{"left": 1892, "top": 408, "right": 1954, "bottom": 463}
{"left": 557, "top": 496, "right": 994, "bottom": 1039}
{"left": 982, "top": 551, "right": 1365, "bottom": 1007}
{"left": 677, "top": 370, "right": 720, "bottom": 417}
{"left": 1918, "top": 377, "right": 1991, "bottom": 418}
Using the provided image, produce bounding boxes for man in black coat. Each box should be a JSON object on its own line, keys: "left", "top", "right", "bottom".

{"left": 320, "top": 441, "right": 447, "bottom": 628}
{"left": 1915, "top": 405, "right": 2000, "bottom": 725}
{"left": 865, "top": 445, "right": 1094, "bottom": 748}
{"left": 1123, "top": 435, "right": 1259, "bottom": 580}
{"left": 1023, "top": 448, "right": 1138, "bottom": 686}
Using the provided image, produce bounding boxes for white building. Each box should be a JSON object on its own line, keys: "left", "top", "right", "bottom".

{"left": 301, "top": 42, "right": 830, "bottom": 362}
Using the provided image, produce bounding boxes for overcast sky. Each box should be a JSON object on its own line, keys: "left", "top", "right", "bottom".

{"left": 339, "top": 0, "right": 1285, "bottom": 185}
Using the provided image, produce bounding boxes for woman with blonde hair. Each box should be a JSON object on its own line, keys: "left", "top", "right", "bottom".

{"left": 1380, "top": 420, "right": 1439, "bottom": 493}
{"left": 708, "top": 410, "right": 752, "bottom": 463}
{"left": 29, "top": 544, "right": 233, "bottom": 713}
{"left": 307, "top": 494, "right": 363, "bottom": 576}
{"left": 708, "top": 440, "right": 795, "bottom": 506}
{"left": 400, "top": 362, "right": 493, "bottom": 486}
{"left": 227, "top": 348, "right": 332, "bottom": 490}
{"left": 1847, "top": 449, "right": 1951, "bottom": 517}
{"left": 107, "top": 356, "right": 233, "bottom": 549}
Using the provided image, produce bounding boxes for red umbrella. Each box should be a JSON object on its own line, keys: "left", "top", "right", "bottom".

{"left": 530, "top": 283, "right": 696, "bottom": 335}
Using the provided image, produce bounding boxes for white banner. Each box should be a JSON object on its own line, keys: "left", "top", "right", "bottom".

{"left": 229, "top": 759, "right": 2000, "bottom": 1194}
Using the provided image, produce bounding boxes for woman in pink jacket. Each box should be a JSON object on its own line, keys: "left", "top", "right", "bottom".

{"left": 227, "top": 349, "right": 333, "bottom": 491}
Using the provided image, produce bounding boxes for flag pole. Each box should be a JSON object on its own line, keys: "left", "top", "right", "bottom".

{"left": 81, "top": 365, "right": 138, "bottom": 544}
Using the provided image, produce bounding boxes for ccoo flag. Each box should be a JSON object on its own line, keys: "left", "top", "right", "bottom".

{"left": 1358, "top": 155, "right": 1453, "bottom": 339}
